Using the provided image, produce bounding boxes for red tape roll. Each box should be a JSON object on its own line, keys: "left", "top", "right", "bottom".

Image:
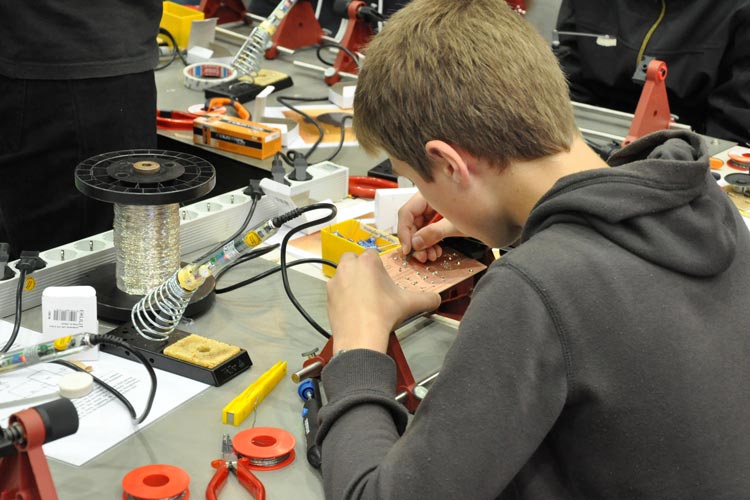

{"left": 122, "top": 464, "right": 190, "bottom": 500}
{"left": 727, "top": 152, "right": 750, "bottom": 170}
{"left": 233, "top": 427, "right": 296, "bottom": 471}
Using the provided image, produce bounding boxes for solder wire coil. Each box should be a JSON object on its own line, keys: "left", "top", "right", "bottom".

{"left": 114, "top": 204, "right": 181, "bottom": 295}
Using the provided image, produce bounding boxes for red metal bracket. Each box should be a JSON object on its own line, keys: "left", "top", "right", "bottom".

{"left": 266, "top": 1, "right": 324, "bottom": 60}
{"left": 301, "top": 331, "right": 420, "bottom": 413}
{"left": 199, "top": 0, "right": 247, "bottom": 24}
{"left": 623, "top": 59, "right": 672, "bottom": 147}
{"left": 324, "top": 1, "right": 373, "bottom": 86}
{"left": 0, "top": 409, "right": 56, "bottom": 500}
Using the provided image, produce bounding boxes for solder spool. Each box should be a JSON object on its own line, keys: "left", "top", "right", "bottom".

{"left": 725, "top": 172, "right": 750, "bottom": 195}
{"left": 233, "top": 427, "right": 296, "bottom": 470}
{"left": 727, "top": 152, "right": 750, "bottom": 171}
{"left": 75, "top": 150, "right": 216, "bottom": 322}
{"left": 122, "top": 463, "right": 190, "bottom": 500}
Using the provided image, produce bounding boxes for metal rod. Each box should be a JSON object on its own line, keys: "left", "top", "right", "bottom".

{"left": 395, "top": 371, "right": 440, "bottom": 402}
{"left": 292, "top": 360, "right": 325, "bottom": 383}
{"left": 293, "top": 60, "right": 326, "bottom": 73}
{"left": 215, "top": 26, "right": 249, "bottom": 44}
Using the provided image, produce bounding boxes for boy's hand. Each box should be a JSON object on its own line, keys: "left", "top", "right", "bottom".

{"left": 326, "top": 249, "right": 441, "bottom": 354}
{"left": 397, "top": 193, "right": 464, "bottom": 262}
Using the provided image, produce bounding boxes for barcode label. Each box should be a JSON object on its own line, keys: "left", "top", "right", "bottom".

{"left": 53, "top": 309, "right": 78, "bottom": 322}
{"left": 48, "top": 309, "right": 84, "bottom": 328}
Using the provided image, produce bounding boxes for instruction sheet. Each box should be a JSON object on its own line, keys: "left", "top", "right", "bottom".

{"left": 0, "top": 321, "right": 209, "bottom": 466}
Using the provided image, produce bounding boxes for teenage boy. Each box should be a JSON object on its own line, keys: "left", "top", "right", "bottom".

{"left": 318, "top": 0, "right": 750, "bottom": 498}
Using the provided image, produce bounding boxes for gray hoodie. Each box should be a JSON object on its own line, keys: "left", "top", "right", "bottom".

{"left": 318, "top": 130, "right": 750, "bottom": 499}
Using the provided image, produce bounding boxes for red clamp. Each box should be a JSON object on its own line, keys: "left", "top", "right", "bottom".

{"left": 324, "top": 1, "right": 374, "bottom": 86}
{"left": 623, "top": 59, "right": 672, "bottom": 146}
{"left": 299, "top": 332, "right": 420, "bottom": 413}
{"left": 265, "top": 1, "right": 324, "bottom": 60}
{"left": 199, "top": 0, "right": 247, "bottom": 24}
{"left": 0, "top": 399, "right": 79, "bottom": 500}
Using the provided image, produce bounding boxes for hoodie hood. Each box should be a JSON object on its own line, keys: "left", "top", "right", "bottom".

{"left": 522, "top": 130, "right": 739, "bottom": 277}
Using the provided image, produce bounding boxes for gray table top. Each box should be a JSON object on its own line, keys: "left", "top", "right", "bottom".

{"left": 155, "top": 27, "right": 386, "bottom": 177}
{"left": 16, "top": 254, "right": 456, "bottom": 499}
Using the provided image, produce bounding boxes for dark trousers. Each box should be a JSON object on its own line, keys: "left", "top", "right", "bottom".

{"left": 0, "top": 71, "right": 157, "bottom": 260}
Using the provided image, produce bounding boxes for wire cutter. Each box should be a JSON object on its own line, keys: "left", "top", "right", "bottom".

{"left": 206, "top": 434, "right": 265, "bottom": 500}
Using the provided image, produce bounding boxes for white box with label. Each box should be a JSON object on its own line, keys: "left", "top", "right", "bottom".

{"left": 42, "top": 286, "right": 99, "bottom": 361}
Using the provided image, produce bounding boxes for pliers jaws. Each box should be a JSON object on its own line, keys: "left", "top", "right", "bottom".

{"left": 206, "top": 434, "right": 265, "bottom": 500}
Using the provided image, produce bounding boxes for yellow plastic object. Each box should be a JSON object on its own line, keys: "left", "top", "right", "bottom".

{"left": 160, "top": 1, "right": 205, "bottom": 50}
{"left": 321, "top": 220, "right": 401, "bottom": 278}
{"left": 222, "top": 361, "right": 287, "bottom": 426}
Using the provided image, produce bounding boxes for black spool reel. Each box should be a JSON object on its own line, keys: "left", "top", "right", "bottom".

{"left": 74, "top": 150, "right": 217, "bottom": 322}
{"left": 75, "top": 149, "right": 216, "bottom": 204}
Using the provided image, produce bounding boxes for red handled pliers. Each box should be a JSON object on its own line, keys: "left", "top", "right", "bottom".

{"left": 156, "top": 110, "right": 201, "bottom": 130}
{"left": 206, "top": 434, "right": 265, "bottom": 500}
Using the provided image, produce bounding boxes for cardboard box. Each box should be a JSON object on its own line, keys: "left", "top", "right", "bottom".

{"left": 193, "top": 115, "right": 282, "bottom": 160}
{"left": 41, "top": 286, "right": 99, "bottom": 361}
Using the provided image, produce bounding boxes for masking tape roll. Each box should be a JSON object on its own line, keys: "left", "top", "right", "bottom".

{"left": 233, "top": 427, "right": 296, "bottom": 471}
{"left": 122, "top": 464, "right": 190, "bottom": 500}
{"left": 182, "top": 62, "right": 238, "bottom": 91}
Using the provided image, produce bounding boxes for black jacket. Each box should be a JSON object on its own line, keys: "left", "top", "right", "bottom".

{"left": 0, "top": 0, "right": 161, "bottom": 79}
{"left": 555, "top": 0, "right": 750, "bottom": 144}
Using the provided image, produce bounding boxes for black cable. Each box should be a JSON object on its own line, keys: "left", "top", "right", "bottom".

{"left": 315, "top": 41, "right": 362, "bottom": 71}
{"left": 276, "top": 96, "right": 328, "bottom": 160}
{"left": 275, "top": 149, "right": 306, "bottom": 168}
{"left": 88, "top": 335, "right": 158, "bottom": 424}
{"left": 51, "top": 359, "right": 137, "bottom": 420}
{"left": 155, "top": 27, "right": 188, "bottom": 71}
{"left": 216, "top": 257, "right": 337, "bottom": 294}
{"left": 194, "top": 197, "right": 260, "bottom": 263}
{"left": 319, "top": 114, "right": 353, "bottom": 163}
{"left": 1, "top": 269, "right": 28, "bottom": 353}
{"left": 213, "top": 203, "right": 338, "bottom": 339}
{"left": 280, "top": 205, "right": 337, "bottom": 337}
{"left": 279, "top": 203, "right": 337, "bottom": 338}
{"left": 214, "top": 243, "right": 280, "bottom": 283}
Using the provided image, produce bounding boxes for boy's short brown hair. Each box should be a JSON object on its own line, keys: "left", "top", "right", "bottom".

{"left": 353, "top": 0, "right": 578, "bottom": 180}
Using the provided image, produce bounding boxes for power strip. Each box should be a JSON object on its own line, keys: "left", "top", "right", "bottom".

{"left": 260, "top": 161, "right": 349, "bottom": 234}
{"left": 0, "top": 188, "right": 280, "bottom": 318}
{"left": 282, "top": 160, "right": 349, "bottom": 203}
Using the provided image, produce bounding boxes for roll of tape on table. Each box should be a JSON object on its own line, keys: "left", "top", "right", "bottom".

{"left": 182, "top": 62, "right": 238, "bottom": 90}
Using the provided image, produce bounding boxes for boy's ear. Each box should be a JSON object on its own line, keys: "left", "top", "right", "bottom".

{"left": 424, "top": 140, "right": 470, "bottom": 184}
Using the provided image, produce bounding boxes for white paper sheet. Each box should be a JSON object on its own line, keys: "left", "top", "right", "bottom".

{"left": 0, "top": 321, "right": 209, "bottom": 466}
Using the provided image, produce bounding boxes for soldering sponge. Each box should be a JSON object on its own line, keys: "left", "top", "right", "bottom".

{"left": 163, "top": 334, "right": 241, "bottom": 369}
